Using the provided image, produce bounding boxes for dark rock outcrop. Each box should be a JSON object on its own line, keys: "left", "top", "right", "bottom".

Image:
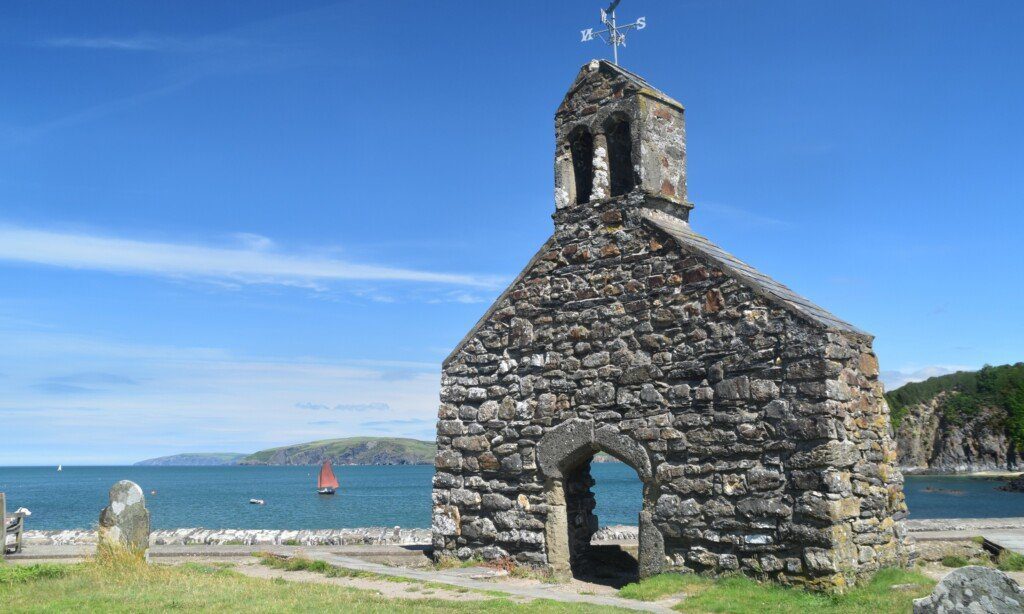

{"left": 894, "top": 393, "right": 1022, "bottom": 473}
{"left": 999, "top": 475, "right": 1024, "bottom": 492}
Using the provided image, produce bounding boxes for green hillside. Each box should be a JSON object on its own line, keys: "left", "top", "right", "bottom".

{"left": 886, "top": 363, "right": 1024, "bottom": 445}
{"left": 135, "top": 453, "right": 246, "bottom": 466}
{"left": 238, "top": 437, "right": 436, "bottom": 466}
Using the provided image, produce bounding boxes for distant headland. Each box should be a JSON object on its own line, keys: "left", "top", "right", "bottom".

{"left": 135, "top": 436, "right": 626, "bottom": 467}
{"left": 135, "top": 453, "right": 247, "bottom": 466}
{"left": 135, "top": 437, "right": 436, "bottom": 467}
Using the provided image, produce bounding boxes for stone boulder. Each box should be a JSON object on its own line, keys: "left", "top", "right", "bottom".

{"left": 913, "top": 565, "right": 1024, "bottom": 613}
{"left": 98, "top": 480, "right": 150, "bottom": 552}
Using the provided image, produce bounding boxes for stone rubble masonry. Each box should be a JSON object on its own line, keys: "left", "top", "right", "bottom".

{"left": 432, "top": 59, "right": 909, "bottom": 591}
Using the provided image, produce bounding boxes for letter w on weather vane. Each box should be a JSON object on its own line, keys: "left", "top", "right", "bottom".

{"left": 580, "top": 0, "right": 647, "bottom": 66}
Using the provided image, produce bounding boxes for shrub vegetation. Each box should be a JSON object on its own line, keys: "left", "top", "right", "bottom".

{"left": 885, "top": 363, "right": 1024, "bottom": 447}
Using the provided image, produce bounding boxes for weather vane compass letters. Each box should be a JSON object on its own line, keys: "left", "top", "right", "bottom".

{"left": 580, "top": 0, "right": 646, "bottom": 66}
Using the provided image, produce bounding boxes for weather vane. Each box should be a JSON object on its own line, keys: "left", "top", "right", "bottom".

{"left": 580, "top": 0, "right": 646, "bottom": 66}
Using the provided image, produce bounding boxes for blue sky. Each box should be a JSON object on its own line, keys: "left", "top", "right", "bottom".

{"left": 1, "top": 1, "right": 1021, "bottom": 465}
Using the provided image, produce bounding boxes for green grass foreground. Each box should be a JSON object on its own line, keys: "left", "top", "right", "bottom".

{"left": 2, "top": 550, "right": 940, "bottom": 614}
{"left": 0, "top": 558, "right": 608, "bottom": 613}
{"left": 618, "top": 568, "right": 936, "bottom": 613}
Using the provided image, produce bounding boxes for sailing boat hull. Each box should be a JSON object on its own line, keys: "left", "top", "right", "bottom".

{"left": 317, "top": 488, "right": 336, "bottom": 495}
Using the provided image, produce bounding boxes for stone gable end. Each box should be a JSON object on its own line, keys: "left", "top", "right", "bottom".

{"left": 433, "top": 60, "right": 909, "bottom": 591}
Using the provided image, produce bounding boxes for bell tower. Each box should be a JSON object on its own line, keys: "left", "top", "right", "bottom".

{"left": 554, "top": 60, "right": 692, "bottom": 219}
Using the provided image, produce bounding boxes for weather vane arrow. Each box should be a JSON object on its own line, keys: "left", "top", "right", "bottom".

{"left": 580, "top": 0, "right": 646, "bottom": 66}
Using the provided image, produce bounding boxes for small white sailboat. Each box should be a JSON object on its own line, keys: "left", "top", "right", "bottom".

{"left": 57, "top": 465, "right": 62, "bottom": 472}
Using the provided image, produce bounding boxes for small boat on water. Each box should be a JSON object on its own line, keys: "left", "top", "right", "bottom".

{"left": 57, "top": 465, "right": 62, "bottom": 472}
{"left": 249, "top": 498, "right": 265, "bottom": 505}
{"left": 317, "top": 460, "right": 339, "bottom": 495}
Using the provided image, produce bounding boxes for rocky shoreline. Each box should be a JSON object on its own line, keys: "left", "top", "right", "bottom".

{"left": 23, "top": 527, "right": 432, "bottom": 547}
{"left": 23, "top": 518, "right": 1024, "bottom": 547}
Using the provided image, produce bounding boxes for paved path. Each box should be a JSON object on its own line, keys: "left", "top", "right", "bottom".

{"left": 909, "top": 519, "right": 1024, "bottom": 556}
{"left": 302, "top": 551, "right": 677, "bottom": 613}
{"left": 981, "top": 531, "right": 1024, "bottom": 555}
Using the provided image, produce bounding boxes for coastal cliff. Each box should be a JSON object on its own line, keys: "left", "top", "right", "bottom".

{"left": 889, "top": 364, "right": 1024, "bottom": 473}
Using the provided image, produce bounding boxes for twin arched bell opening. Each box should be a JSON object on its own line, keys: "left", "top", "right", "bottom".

{"left": 552, "top": 60, "right": 689, "bottom": 215}
{"left": 564, "top": 116, "right": 636, "bottom": 206}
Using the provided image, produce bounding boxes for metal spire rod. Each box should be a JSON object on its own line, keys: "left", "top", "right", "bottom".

{"left": 580, "top": 0, "right": 646, "bottom": 66}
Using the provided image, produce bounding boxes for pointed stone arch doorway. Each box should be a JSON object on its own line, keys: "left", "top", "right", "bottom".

{"left": 537, "top": 419, "right": 664, "bottom": 583}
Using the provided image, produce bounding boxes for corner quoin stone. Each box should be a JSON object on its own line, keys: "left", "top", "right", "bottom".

{"left": 98, "top": 480, "right": 150, "bottom": 552}
{"left": 432, "top": 59, "right": 909, "bottom": 590}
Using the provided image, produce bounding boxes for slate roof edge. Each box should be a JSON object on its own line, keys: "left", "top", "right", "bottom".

{"left": 600, "top": 60, "right": 685, "bottom": 111}
{"left": 558, "top": 60, "right": 684, "bottom": 116}
{"left": 443, "top": 237, "right": 557, "bottom": 368}
{"left": 638, "top": 208, "right": 872, "bottom": 339}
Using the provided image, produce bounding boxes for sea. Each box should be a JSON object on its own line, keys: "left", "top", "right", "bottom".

{"left": 1, "top": 464, "right": 1022, "bottom": 531}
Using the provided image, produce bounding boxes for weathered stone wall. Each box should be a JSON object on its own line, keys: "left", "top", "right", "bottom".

{"left": 434, "top": 60, "right": 908, "bottom": 590}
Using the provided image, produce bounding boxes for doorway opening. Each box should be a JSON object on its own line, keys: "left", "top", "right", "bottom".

{"left": 539, "top": 419, "right": 663, "bottom": 586}
{"left": 562, "top": 453, "right": 643, "bottom": 587}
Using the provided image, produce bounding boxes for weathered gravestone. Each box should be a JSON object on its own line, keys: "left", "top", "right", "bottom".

{"left": 914, "top": 566, "right": 1024, "bottom": 614}
{"left": 98, "top": 480, "right": 150, "bottom": 552}
{"left": 1, "top": 492, "right": 6, "bottom": 560}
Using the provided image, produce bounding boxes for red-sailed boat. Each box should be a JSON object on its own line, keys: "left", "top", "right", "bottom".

{"left": 317, "top": 460, "right": 339, "bottom": 495}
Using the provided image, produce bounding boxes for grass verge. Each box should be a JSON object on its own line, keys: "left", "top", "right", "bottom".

{"left": 618, "top": 573, "right": 705, "bottom": 601}
{"left": 940, "top": 555, "right": 971, "bottom": 568}
{"left": 616, "top": 568, "right": 934, "bottom": 613}
{"left": 996, "top": 550, "right": 1024, "bottom": 572}
{"left": 0, "top": 558, "right": 617, "bottom": 613}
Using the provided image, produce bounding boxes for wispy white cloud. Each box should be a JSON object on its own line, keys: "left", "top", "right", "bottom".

{"left": 0, "top": 327, "right": 442, "bottom": 465}
{"left": 231, "top": 232, "right": 275, "bottom": 251}
{"left": 0, "top": 224, "right": 500, "bottom": 289}
{"left": 295, "top": 402, "right": 390, "bottom": 412}
{"left": 880, "top": 364, "right": 974, "bottom": 390}
{"left": 699, "top": 201, "right": 791, "bottom": 229}
{"left": 427, "top": 290, "right": 489, "bottom": 305}
{"left": 41, "top": 34, "right": 247, "bottom": 53}
{"left": 33, "top": 372, "right": 139, "bottom": 395}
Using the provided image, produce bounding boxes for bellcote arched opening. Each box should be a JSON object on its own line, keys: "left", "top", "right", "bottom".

{"left": 568, "top": 126, "right": 594, "bottom": 205}
{"left": 605, "top": 116, "right": 636, "bottom": 197}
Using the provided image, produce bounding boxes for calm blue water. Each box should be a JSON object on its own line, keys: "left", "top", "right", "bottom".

{"left": 0, "top": 465, "right": 1020, "bottom": 531}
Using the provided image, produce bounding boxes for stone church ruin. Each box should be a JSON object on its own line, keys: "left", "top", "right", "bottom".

{"left": 432, "top": 60, "right": 909, "bottom": 589}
